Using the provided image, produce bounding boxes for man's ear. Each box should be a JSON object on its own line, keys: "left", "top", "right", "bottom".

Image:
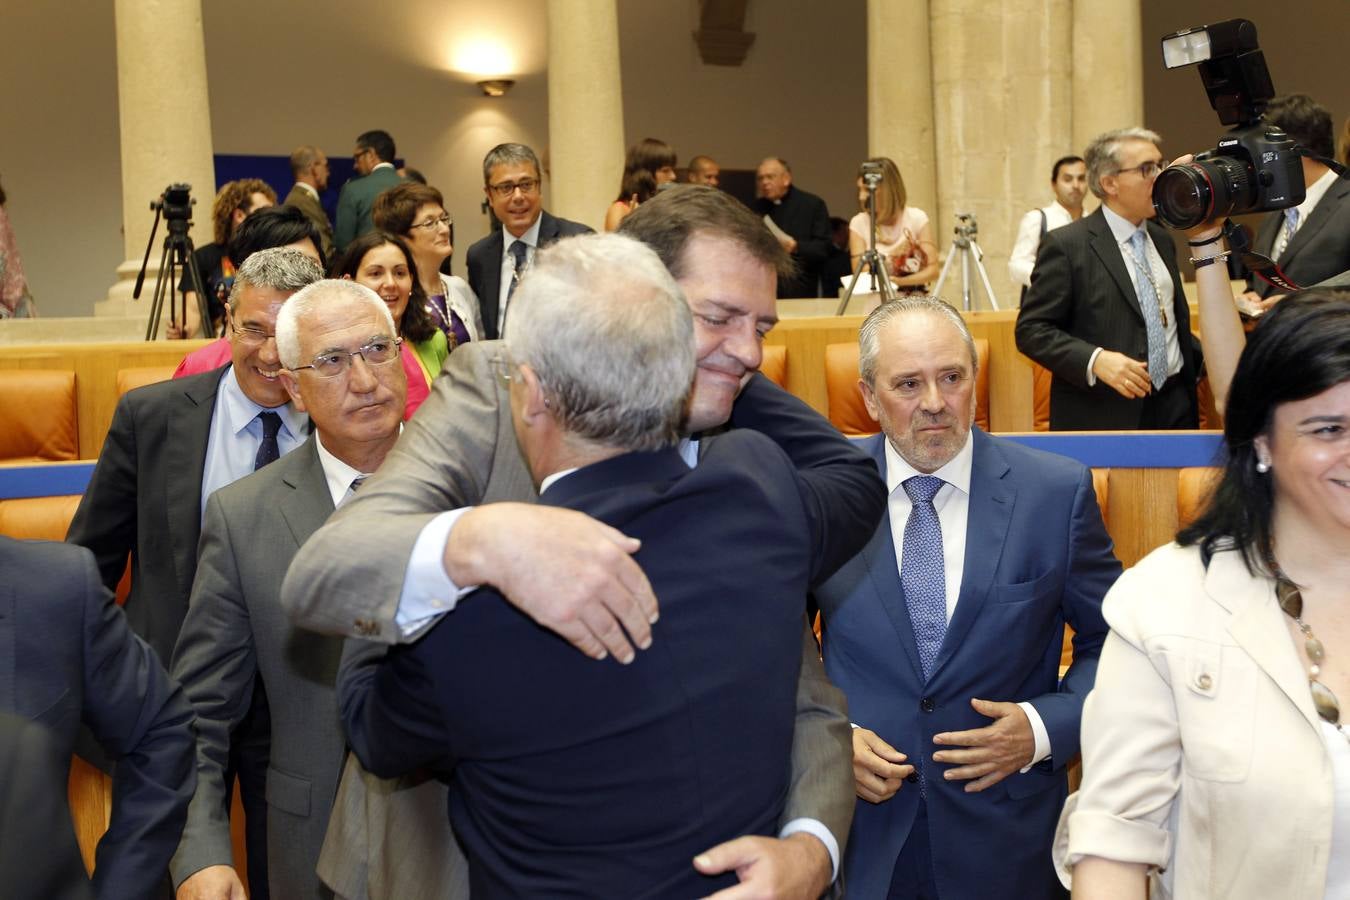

{"left": 517, "top": 363, "right": 550, "bottom": 423}
{"left": 279, "top": 370, "right": 306, "bottom": 412}
{"left": 859, "top": 378, "right": 881, "bottom": 424}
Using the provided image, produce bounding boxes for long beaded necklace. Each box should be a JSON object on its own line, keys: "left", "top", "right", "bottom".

{"left": 1270, "top": 558, "right": 1350, "bottom": 744}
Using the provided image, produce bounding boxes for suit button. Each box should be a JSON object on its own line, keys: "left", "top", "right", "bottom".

{"left": 920, "top": 697, "right": 935, "bottom": 713}
{"left": 906, "top": 772, "right": 919, "bottom": 784}
{"left": 354, "top": 618, "right": 381, "bottom": 637}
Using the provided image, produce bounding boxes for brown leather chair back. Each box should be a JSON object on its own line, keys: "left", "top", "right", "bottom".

{"left": 1032, "top": 362, "right": 1052, "bottom": 432}
{"left": 759, "top": 345, "right": 788, "bottom": 389}
{"left": 116, "top": 366, "right": 176, "bottom": 398}
{"left": 825, "top": 339, "right": 989, "bottom": 435}
{"left": 0, "top": 370, "right": 79, "bottom": 462}
{"left": 1177, "top": 466, "right": 1222, "bottom": 530}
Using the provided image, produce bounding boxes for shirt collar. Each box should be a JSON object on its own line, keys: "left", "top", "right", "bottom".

{"left": 315, "top": 423, "right": 404, "bottom": 507}
{"left": 371, "top": 161, "right": 395, "bottom": 173}
{"left": 502, "top": 214, "right": 543, "bottom": 252}
{"left": 882, "top": 429, "right": 974, "bottom": 497}
{"left": 1298, "top": 167, "right": 1338, "bottom": 218}
{"left": 1101, "top": 203, "right": 1145, "bottom": 245}
{"left": 1050, "top": 200, "right": 1076, "bottom": 219}
{"left": 218, "top": 365, "right": 305, "bottom": 440}
{"left": 296, "top": 182, "right": 319, "bottom": 200}
{"left": 539, "top": 466, "right": 578, "bottom": 495}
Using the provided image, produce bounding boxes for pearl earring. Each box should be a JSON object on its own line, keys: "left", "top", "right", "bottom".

{"left": 1256, "top": 459, "right": 1271, "bottom": 474}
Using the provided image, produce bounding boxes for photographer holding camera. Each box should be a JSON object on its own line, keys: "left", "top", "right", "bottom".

{"left": 1238, "top": 93, "right": 1350, "bottom": 315}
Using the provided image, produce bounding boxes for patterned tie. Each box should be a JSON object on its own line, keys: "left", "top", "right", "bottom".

{"left": 253, "top": 411, "right": 282, "bottom": 470}
{"left": 1127, "top": 231, "right": 1168, "bottom": 391}
{"left": 502, "top": 240, "right": 529, "bottom": 337}
{"left": 1273, "top": 207, "right": 1300, "bottom": 260}
{"left": 341, "top": 474, "right": 367, "bottom": 507}
{"left": 901, "top": 475, "right": 947, "bottom": 681}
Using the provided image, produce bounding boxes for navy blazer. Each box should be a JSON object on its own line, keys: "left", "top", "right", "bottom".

{"left": 814, "top": 429, "right": 1120, "bottom": 899}
{"left": 340, "top": 433, "right": 846, "bottom": 899}
{"left": 0, "top": 537, "right": 196, "bottom": 900}
{"left": 464, "top": 210, "right": 593, "bottom": 339}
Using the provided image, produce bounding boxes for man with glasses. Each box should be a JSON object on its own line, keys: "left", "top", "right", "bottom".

{"left": 465, "top": 142, "right": 592, "bottom": 339}
{"left": 1016, "top": 127, "right": 1201, "bottom": 430}
{"left": 68, "top": 247, "right": 325, "bottom": 900}
{"left": 336, "top": 130, "right": 403, "bottom": 253}
{"left": 169, "top": 280, "right": 460, "bottom": 900}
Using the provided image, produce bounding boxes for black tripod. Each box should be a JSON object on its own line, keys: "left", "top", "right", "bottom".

{"left": 133, "top": 183, "right": 212, "bottom": 341}
{"left": 837, "top": 163, "right": 897, "bottom": 315}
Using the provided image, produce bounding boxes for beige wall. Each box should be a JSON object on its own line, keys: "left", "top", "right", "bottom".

{"left": 3, "top": 0, "right": 1344, "bottom": 318}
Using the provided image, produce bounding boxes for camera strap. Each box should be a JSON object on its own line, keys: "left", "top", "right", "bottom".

{"left": 1230, "top": 151, "right": 1349, "bottom": 293}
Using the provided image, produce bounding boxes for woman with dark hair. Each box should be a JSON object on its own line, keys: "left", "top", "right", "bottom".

{"left": 372, "top": 182, "right": 482, "bottom": 347}
{"left": 847, "top": 156, "right": 939, "bottom": 294}
{"left": 1057, "top": 289, "right": 1350, "bottom": 899}
{"left": 0, "top": 175, "right": 35, "bottom": 318}
{"left": 604, "top": 138, "right": 677, "bottom": 231}
{"left": 332, "top": 232, "right": 449, "bottom": 418}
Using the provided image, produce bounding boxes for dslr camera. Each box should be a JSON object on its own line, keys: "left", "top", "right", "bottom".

{"left": 1151, "top": 19, "right": 1304, "bottom": 230}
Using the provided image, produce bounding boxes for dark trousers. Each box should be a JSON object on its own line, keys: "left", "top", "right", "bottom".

{"left": 223, "top": 679, "right": 271, "bottom": 900}
{"left": 888, "top": 800, "right": 940, "bottom": 899}
{"left": 1139, "top": 373, "right": 1198, "bottom": 429}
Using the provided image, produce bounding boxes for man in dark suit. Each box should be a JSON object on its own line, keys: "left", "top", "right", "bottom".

{"left": 0, "top": 536, "right": 196, "bottom": 900}
{"left": 465, "top": 142, "right": 592, "bottom": 339}
{"left": 285, "top": 145, "right": 335, "bottom": 259}
{"left": 170, "top": 280, "right": 464, "bottom": 900}
{"left": 755, "top": 156, "right": 832, "bottom": 297}
{"left": 1240, "top": 94, "right": 1350, "bottom": 309}
{"left": 67, "top": 247, "right": 324, "bottom": 900}
{"left": 816, "top": 298, "right": 1120, "bottom": 899}
{"left": 285, "top": 186, "right": 886, "bottom": 898}
{"left": 341, "top": 233, "right": 862, "bottom": 898}
{"left": 335, "top": 130, "right": 402, "bottom": 253}
{"left": 1016, "top": 127, "right": 1202, "bottom": 430}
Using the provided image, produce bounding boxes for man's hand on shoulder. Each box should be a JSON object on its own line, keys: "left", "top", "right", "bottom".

{"left": 444, "top": 503, "right": 658, "bottom": 663}
{"left": 176, "top": 865, "right": 246, "bottom": 900}
{"left": 694, "top": 831, "right": 831, "bottom": 900}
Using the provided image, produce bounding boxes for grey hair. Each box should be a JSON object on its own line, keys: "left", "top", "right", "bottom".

{"left": 858, "top": 296, "right": 977, "bottom": 386}
{"left": 227, "top": 246, "right": 323, "bottom": 310}
{"left": 482, "top": 143, "right": 541, "bottom": 185}
{"left": 1084, "top": 127, "right": 1163, "bottom": 199}
{"left": 275, "top": 279, "right": 396, "bottom": 370}
{"left": 505, "top": 233, "right": 694, "bottom": 452}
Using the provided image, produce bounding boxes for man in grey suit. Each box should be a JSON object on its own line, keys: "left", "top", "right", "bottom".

{"left": 1239, "top": 94, "right": 1350, "bottom": 310}
{"left": 335, "top": 130, "right": 402, "bottom": 253}
{"left": 284, "top": 145, "right": 335, "bottom": 259}
{"left": 285, "top": 186, "right": 888, "bottom": 898}
{"left": 465, "top": 143, "right": 592, "bottom": 338}
{"left": 171, "top": 280, "right": 465, "bottom": 900}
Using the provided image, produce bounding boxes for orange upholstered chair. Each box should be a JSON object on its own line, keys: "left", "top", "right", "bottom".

{"left": 0, "top": 370, "right": 79, "bottom": 462}
{"left": 1177, "top": 466, "right": 1222, "bottom": 530}
{"left": 1061, "top": 468, "right": 1112, "bottom": 671}
{"left": 0, "top": 494, "right": 84, "bottom": 541}
{"left": 116, "top": 366, "right": 176, "bottom": 398}
{"left": 759, "top": 345, "right": 788, "bottom": 389}
{"left": 1032, "top": 362, "right": 1052, "bottom": 432}
{"left": 825, "top": 339, "right": 989, "bottom": 435}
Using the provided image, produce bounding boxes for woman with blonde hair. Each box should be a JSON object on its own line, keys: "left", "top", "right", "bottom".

{"left": 847, "top": 157, "right": 939, "bottom": 293}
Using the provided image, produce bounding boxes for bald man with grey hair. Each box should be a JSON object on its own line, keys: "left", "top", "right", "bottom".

{"left": 339, "top": 232, "right": 853, "bottom": 898}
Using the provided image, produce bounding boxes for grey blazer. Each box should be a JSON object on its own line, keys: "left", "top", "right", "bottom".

{"left": 284, "top": 184, "right": 335, "bottom": 259}
{"left": 1246, "top": 175, "right": 1350, "bottom": 297}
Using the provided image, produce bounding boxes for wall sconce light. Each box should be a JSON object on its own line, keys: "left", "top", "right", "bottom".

{"left": 477, "top": 79, "right": 515, "bottom": 97}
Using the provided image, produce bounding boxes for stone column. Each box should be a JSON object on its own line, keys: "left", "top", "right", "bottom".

{"left": 1071, "top": 0, "right": 1144, "bottom": 155}
{"left": 100, "top": 0, "right": 216, "bottom": 324}
{"left": 927, "top": 0, "right": 1072, "bottom": 310}
{"left": 546, "top": 0, "right": 625, "bottom": 232}
{"left": 866, "top": 0, "right": 937, "bottom": 221}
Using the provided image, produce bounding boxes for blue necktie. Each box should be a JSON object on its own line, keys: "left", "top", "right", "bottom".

{"left": 254, "top": 411, "right": 282, "bottom": 470}
{"left": 901, "top": 475, "right": 947, "bottom": 681}
{"left": 1127, "top": 231, "right": 1168, "bottom": 391}
{"left": 1275, "top": 207, "right": 1300, "bottom": 259}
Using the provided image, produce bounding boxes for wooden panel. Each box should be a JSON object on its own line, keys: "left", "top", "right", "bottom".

{"left": 1105, "top": 468, "right": 1181, "bottom": 568}
{"left": 0, "top": 341, "right": 212, "bottom": 458}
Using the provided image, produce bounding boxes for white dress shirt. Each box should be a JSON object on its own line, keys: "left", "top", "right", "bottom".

{"left": 200, "top": 366, "right": 306, "bottom": 518}
{"left": 496, "top": 215, "right": 542, "bottom": 335}
{"left": 1008, "top": 201, "right": 1076, "bottom": 289}
{"left": 1085, "top": 205, "right": 1182, "bottom": 387}
{"left": 881, "top": 434, "right": 1051, "bottom": 768}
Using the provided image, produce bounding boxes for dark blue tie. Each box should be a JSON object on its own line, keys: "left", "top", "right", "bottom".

{"left": 254, "top": 411, "right": 282, "bottom": 471}
{"left": 901, "top": 475, "right": 947, "bottom": 681}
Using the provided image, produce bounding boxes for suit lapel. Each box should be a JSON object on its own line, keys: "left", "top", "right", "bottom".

{"left": 538, "top": 211, "right": 561, "bottom": 247}
{"left": 0, "top": 577, "right": 13, "bottom": 713}
{"left": 930, "top": 430, "right": 1012, "bottom": 681}
{"left": 166, "top": 367, "right": 226, "bottom": 598}
{"left": 277, "top": 439, "right": 337, "bottom": 549}
{"left": 1281, "top": 180, "right": 1350, "bottom": 267}
{"left": 1213, "top": 552, "right": 1324, "bottom": 737}
{"left": 859, "top": 436, "right": 926, "bottom": 684}
{"left": 1086, "top": 210, "right": 1144, "bottom": 326}
{"left": 481, "top": 230, "right": 505, "bottom": 338}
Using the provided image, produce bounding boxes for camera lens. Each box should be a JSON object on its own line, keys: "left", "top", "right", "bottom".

{"left": 1152, "top": 158, "right": 1254, "bottom": 230}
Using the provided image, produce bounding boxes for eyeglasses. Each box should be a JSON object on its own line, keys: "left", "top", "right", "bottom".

{"left": 410, "top": 213, "right": 453, "bottom": 231}
{"left": 230, "top": 321, "right": 276, "bottom": 347}
{"left": 1115, "top": 159, "right": 1167, "bottom": 179}
{"left": 487, "top": 178, "right": 540, "bottom": 199}
{"left": 293, "top": 337, "right": 403, "bottom": 378}
{"left": 353, "top": 148, "right": 372, "bottom": 163}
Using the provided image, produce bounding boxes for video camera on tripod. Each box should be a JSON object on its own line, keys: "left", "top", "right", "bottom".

{"left": 133, "top": 182, "right": 212, "bottom": 341}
